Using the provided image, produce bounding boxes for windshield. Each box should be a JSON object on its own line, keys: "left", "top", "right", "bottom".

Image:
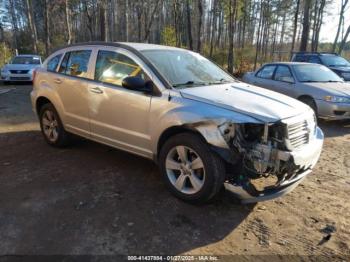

{"left": 11, "top": 56, "right": 41, "bottom": 65}
{"left": 293, "top": 64, "right": 343, "bottom": 82}
{"left": 141, "top": 49, "right": 235, "bottom": 88}
{"left": 320, "top": 55, "right": 350, "bottom": 67}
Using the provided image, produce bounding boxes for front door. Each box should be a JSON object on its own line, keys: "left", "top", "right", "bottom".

{"left": 88, "top": 48, "right": 153, "bottom": 158}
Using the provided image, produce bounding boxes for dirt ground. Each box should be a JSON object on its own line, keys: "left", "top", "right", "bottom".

{"left": 0, "top": 84, "right": 349, "bottom": 261}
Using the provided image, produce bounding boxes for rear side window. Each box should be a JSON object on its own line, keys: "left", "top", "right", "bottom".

{"left": 293, "top": 55, "right": 307, "bottom": 62}
{"left": 256, "top": 65, "right": 276, "bottom": 79}
{"left": 94, "top": 50, "right": 149, "bottom": 86}
{"left": 308, "top": 55, "right": 322, "bottom": 64}
{"left": 58, "top": 50, "right": 92, "bottom": 78}
{"left": 47, "top": 54, "right": 62, "bottom": 72}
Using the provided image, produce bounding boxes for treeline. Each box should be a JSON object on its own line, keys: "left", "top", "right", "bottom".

{"left": 0, "top": 0, "right": 349, "bottom": 73}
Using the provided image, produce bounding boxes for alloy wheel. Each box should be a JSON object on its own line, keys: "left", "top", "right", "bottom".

{"left": 42, "top": 110, "right": 59, "bottom": 142}
{"left": 165, "top": 145, "right": 206, "bottom": 195}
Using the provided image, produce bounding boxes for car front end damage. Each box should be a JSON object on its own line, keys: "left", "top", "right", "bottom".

{"left": 196, "top": 111, "right": 323, "bottom": 203}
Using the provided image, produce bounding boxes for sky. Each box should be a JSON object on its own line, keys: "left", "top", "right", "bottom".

{"left": 319, "top": 1, "right": 350, "bottom": 42}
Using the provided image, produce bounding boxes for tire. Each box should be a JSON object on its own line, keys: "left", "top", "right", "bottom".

{"left": 299, "top": 97, "right": 318, "bottom": 118}
{"left": 39, "top": 103, "right": 71, "bottom": 147}
{"left": 159, "top": 133, "right": 225, "bottom": 204}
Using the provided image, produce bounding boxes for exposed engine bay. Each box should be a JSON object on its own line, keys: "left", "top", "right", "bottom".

{"left": 216, "top": 120, "right": 315, "bottom": 202}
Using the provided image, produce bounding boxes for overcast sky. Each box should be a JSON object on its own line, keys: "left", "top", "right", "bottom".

{"left": 319, "top": 1, "right": 350, "bottom": 42}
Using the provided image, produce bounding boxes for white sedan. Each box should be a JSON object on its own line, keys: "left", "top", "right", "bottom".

{"left": 1, "top": 55, "right": 42, "bottom": 83}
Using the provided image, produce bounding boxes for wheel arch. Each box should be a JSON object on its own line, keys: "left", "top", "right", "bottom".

{"left": 297, "top": 94, "right": 315, "bottom": 102}
{"left": 156, "top": 125, "right": 207, "bottom": 159}
{"left": 36, "top": 96, "right": 53, "bottom": 114}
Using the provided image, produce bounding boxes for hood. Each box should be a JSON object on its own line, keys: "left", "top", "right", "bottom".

{"left": 3, "top": 64, "right": 39, "bottom": 71}
{"left": 180, "top": 82, "right": 311, "bottom": 123}
{"left": 302, "top": 82, "right": 350, "bottom": 97}
{"left": 329, "top": 66, "right": 350, "bottom": 72}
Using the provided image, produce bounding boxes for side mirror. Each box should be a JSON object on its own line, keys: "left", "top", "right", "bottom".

{"left": 122, "top": 76, "right": 159, "bottom": 95}
{"left": 122, "top": 76, "right": 147, "bottom": 91}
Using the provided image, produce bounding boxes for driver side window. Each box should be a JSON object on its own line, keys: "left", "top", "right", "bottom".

{"left": 94, "top": 50, "right": 149, "bottom": 86}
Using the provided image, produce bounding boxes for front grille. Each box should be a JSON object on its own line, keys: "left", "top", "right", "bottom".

{"left": 10, "top": 70, "right": 29, "bottom": 74}
{"left": 286, "top": 120, "right": 309, "bottom": 149}
{"left": 10, "top": 77, "right": 30, "bottom": 80}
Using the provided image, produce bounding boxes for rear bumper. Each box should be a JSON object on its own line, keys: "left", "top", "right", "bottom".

{"left": 316, "top": 99, "right": 350, "bottom": 120}
{"left": 224, "top": 127, "right": 323, "bottom": 203}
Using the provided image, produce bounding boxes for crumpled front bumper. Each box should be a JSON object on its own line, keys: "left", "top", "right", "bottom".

{"left": 224, "top": 127, "right": 324, "bottom": 203}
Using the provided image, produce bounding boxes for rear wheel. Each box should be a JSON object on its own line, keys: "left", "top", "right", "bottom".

{"left": 39, "top": 103, "right": 70, "bottom": 147}
{"left": 159, "top": 133, "right": 225, "bottom": 204}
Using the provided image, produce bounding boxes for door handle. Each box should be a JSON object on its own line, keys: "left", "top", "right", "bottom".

{"left": 54, "top": 78, "right": 62, "bottom": 84}
{"left": 90, "top": 86, "right": 103, "bottom": 94}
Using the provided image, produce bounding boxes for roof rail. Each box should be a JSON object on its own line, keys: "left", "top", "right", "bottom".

{"left": 291, "top": 51, "right": 338, "bottom": 55}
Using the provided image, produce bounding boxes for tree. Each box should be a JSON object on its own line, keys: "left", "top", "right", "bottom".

{"left": 290, "top": 0, "right": 300, "bottom": 56}
{"left": 227, "top": 0, "right": 237, "bottom": 74}
{"left": 300, "top": 0, "right": 311, "bottom": 51}
{"left": 25, "top": 0, "right": 38, "bottom": 52}
{"left": 8, "top": 0, "right": 18, "bottom": 50}
{"left": 66, "top": 0, "right": 73, "bottom": 44}
{"left": 43, "top": 0, "right": 51, "bottom": 55}
{"left": 332, "top": 0, "right": 349, "bottom": 52}
{"left": 196, "top": 0, "right": 203, "bottom": 52}
{"left": 185, "top": 0, "right": 193, "bottom": 50}
{"left": 310, "top": 0, "right": 325, "bottom": 52}
{"left": 339, "top": 25, "right": 350, "bottom": 54}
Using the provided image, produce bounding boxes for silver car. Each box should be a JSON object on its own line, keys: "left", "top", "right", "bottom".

{"left": 243, "top": 62, "right": 350, "bottom": 120}
{"left": 31, "top": 43, "right": 323, "bottom": 204}
{"left": 1, "top": 54, "right": 42, "bottom": 83}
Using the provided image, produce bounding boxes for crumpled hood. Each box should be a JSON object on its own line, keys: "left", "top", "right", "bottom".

{"left": 3, "top": 64, "right": 39, "bottom": 71}
{"left": 303, "top": 82, "right": 350, "bottom": 97}
{"left": 180, "top": 82, "right": 311, "bottom": 123}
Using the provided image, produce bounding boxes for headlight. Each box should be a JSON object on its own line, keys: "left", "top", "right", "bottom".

{"left": 324, "top": 95, "right": 350, "bottom": 103}
{"left": 218, "top": 122, "right": 235, "bottom": 142}
{"left": 1, "top": 68, "right": 8, "bottom": 74}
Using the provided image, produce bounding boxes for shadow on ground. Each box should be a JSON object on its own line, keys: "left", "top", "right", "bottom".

{"left": 0, "top": 130, "right": 254, "bottom": 255}
{"left": 318, "top": 119, "right": 350, "bottom": 138}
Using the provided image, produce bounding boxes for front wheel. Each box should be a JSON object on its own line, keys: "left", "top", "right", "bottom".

{"left": 159, "top": 133, "right": 225, "bottom": 204}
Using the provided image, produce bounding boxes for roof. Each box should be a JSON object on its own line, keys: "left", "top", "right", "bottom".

{"left": 16, "top": 54, "right": 41, "bottom": 57}
{"left": 293, "top": 52, "right": 338, "bottom": 56}
{"left": 119, "top": 42, "right": 183, "bottom": 51}
{"left": 263, "top": 62, "right": 315, "bottom": 66}
{"left": 53, "top": 41, "right": 186, "bottom": 53}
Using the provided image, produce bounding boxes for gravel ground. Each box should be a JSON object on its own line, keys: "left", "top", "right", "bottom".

{"left": 0, "top": 84, "right": 349, "bottom": 260}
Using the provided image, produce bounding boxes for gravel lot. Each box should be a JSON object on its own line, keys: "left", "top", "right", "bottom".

{"left": 0, "top": 84, "right": 349, "bottom": 260}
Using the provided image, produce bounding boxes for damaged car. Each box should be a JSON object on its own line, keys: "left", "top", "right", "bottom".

{"left": 31, "top": 42, "right": 324, "bottom": 204}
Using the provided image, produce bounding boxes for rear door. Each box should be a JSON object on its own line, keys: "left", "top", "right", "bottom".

{"left": 54, "top": 48, "right": 94, "bottom": 137}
